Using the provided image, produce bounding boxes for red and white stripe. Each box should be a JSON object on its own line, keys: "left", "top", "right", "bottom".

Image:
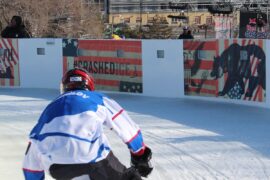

{"left": 112, "top": 109, "right": 124, "bottom": 121}
{"left": 241, "top": 39, "right": 264, "bottom": 101}
{"left": 0, "top": 39, "right": 19, "bottom": 68}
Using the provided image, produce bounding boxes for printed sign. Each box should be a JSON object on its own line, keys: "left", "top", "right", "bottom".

{"left": 63, "top": 39, "right": 142, "bottom": 93}
{"left": 184, "top": 39, "right": 266, "bottom": 102}
{"left": 0, "top": 39, "right": 19, "bottom": 87}
{"left": 239, "top": 12, "right": 269, "bottom": 39}
{"left": 214, "top": 15, "right": 232, "bottom": 39}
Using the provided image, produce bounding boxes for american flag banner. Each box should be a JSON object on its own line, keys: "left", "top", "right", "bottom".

{"left": 184, "top": 39, "right": 219, "bottom": 97}
{"left": 184, "top": 39, "right": 266, "bottom": 102}
{"left": 0, "top": 39, "right": 19, "bottom": 87}
{"left": 63, "top": 39, "right": 142, "bottom": 93}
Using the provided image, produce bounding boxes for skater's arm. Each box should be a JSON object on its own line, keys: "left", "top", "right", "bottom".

{"left": 22, "top": 141, "right": 45, "bottom": 180}
{"left": 102, "top": 97, "right": 146, "bottom": 154}
{"left": 102, "top": 96, "right": 153, "bottom": 177}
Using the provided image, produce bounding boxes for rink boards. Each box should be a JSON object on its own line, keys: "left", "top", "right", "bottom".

{"left": 0, "top": 38, "right": 270, "bottom": 108}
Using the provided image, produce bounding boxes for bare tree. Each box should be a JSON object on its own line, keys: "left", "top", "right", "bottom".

{"left": 143, "top": 15, "right": 173, "bottom": 39}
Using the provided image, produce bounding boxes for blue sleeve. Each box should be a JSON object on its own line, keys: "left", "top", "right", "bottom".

{"left": 23, "top": 169, "right": 44, "bottom": 180}
{"left": 126, "top": 131, "right": 145, "bottom": 153}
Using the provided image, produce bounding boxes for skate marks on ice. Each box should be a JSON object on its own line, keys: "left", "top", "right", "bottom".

{"left": 112, "top": 93, "right": 270, "bottom": 180}
{"left": 1, "top": 89, "right": 270, "bottom": 179}
{"left": 131, "top": 116, "right": 230, "bottom": 180}
{"left": 141, "top": 120, "right": 270, "bottom": 180}
{"left": 0, "top": 89, "right": 57, "bottom": 179}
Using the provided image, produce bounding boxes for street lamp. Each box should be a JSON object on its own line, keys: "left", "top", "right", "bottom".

{"left": 267, "top": 0, "right": 269, "bottom": 26}
{"left": 146, "top": 12, "right": 149, "bottom": 24}
{"left": 139, "top": 0, "right": 143, "bottom": 36}
{"left": 111, "top": 16, "right": 115, "bottom": 36}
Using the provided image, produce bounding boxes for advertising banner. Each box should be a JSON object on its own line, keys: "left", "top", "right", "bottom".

{"left": 63, "top": 39, "right": 142, "bottom": 93}
{"left": 239, "top": 11, "right": 269, "bottom": 39}
{"left": 0, "top": 39, "right": 19, "bottom": 87}
{"left": 184, "top": 39, "right": 266, "bottom": 102}
{"left": 214, "top": 15, "right": 232, "bottom": 39}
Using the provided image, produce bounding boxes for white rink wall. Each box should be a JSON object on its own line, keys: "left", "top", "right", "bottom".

{"left": 142, "top": 40, "right": 183, "bottom": 98}
{"left": 1, "top": 38, "right": 270, "bottom": 109}
{"left": 19, "top": 39, "right": 63, "bottom": 89}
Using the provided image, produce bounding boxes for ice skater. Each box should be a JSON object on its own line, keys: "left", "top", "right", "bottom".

{"left": 22, "top": 67, "right": 153, "bottom": 180}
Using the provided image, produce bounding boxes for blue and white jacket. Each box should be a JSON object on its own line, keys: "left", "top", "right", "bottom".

{"left": 23, "top": 90, "right": 145, "bottom": 180}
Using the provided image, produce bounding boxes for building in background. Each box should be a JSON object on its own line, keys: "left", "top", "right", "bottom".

{"left": 101, "top": 0, "right": 216, "bottom": 38}
{"left": 105, "top": 0, "right": 215, "bottom": 27}
{"left": 87, "top": 0, "right": 269, "bottom": 38}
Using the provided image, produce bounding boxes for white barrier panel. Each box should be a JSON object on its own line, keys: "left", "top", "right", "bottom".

{"left": 8, "top": 38, "right": 270, "bottom": 109}
{"left": 142, "top": 40, "right": 184, "bottom": 98}
{"left": 19, "top": 39, "right": 62, "bottom": 89}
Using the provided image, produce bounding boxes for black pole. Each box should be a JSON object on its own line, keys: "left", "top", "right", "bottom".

{"left": 256, "top": 10, "right": 258, "bottom": 39}
{"left": 229, "top": 15, "right": 232, "bottom": 38}
{"left": 139, "top": 0, "right": 142, "bottom": 38}
{"left": 205, "top": 25, "right": 207, "bottom": 38}
{"left": 267, "top": 0, "right": 269, "bottom": 27}
{"left": 104, "top": 0, "right": 110, "bottom": 23}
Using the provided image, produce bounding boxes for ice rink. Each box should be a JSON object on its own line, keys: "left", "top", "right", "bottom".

{"left": 1, "top": 88, "right": 270, "bottom": 180}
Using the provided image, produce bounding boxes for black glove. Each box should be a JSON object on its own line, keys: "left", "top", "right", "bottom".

{"left": 130, "top": 147, "right": 153, "bottom": 177}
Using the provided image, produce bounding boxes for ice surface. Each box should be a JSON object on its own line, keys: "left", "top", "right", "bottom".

{"left": 1, "top": 88, "right": 270, "bottom": 180}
